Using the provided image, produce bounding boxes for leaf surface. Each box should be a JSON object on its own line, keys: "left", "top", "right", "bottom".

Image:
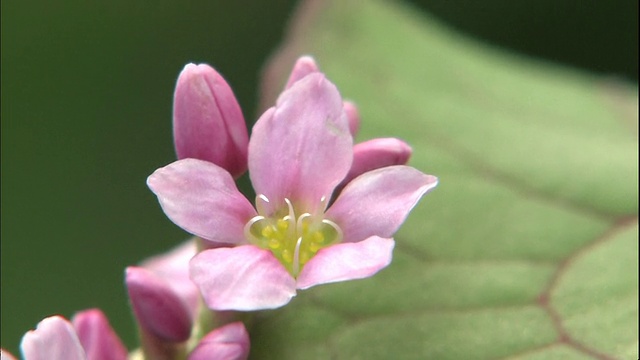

{"left": 251, "top": 1, "right": 638, "bottom": 358}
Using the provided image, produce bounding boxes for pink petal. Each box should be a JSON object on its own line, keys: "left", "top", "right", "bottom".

{"left": 297, "top": 236, "right": 395, "bottom": 289}
{"left": 173, "top": 63, "right": 249, "bottom": 178}
{"left": 341, "top": 138, "right": 412, "bottom": 187}
{"left": 147, "top": 159, "right": 256, "bottom": 244}
{"left": 188, "top": 322, "right": 250, "bottom": 360}
{"left": 125, "top": 267, "right": 193, "bottom": 342}
{"left": 285, "top": 57, "right": 359, "bottom": 136}
{"left": 71, "top": 309, "right": 128, "bottom": 360}
{"left": 21, "top": 316, "right": 86, "bottom": 360}
{"left": 284, "top": 56, "right": 319, "bottom": 89}
{"left": 342, "top": 100, "right": 360, "bottom": 136}
{"left": 141, "top": 240, "right": 199, "bottom": 317}
{"left": 1, "top": 349, "right": 18, "bottom": 360}
{"left": 326, "top": 166, "right": 438, "bottom": 243}
{"left": 190, "top": 246, "right": 297, "bottom": 311}
{"left": 249, "top": 73, "right": 353, "bottom": 214}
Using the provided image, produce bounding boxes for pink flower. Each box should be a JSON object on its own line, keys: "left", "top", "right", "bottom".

{"left": 173, "top": 63, "right": 249, "bottom": 178}
{"left": 11, "top": 310, "right": 127, "bottom": 360}
{"left": 148, "top": 69, "right": 437, "bottom": 311}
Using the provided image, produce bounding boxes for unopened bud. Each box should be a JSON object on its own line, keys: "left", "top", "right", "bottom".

{"left": 188, "top": 322, "right": 250, "bottom": 360}
{"left": 72, "top": 309, "right": 127, "bottom": 360}
{"left": 340, "top": 138, "right": 412, "bottom": 189}
{"left": 173, "top": 64, "right": 249, "bottom": 178}
{"left": 125, "top": 267, "right": 192, "bottom": 342}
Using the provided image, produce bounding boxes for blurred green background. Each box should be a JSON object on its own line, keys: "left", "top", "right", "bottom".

{"left": 1, "top": 0, "right": 637, "bottom": 354}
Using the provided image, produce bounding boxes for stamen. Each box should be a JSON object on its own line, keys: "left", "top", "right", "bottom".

{"left": 292, "top": 237, "right": 303, "bottom": 276}
{"left": 243, "top": 215, "right": 266, "bottom": 243}
{"left": 284, "top": 198, "right": 296, "bottom": 237}
{"left": 318, "top": 195, "right": 329, "bottom": 214}
{"left": 322, "top": 218, "right": 343, "bottom": 244}
{"left": 282, "top": 249, "right": 293, "bottom": 263}
{"left": 261, "top": 226, "right": 274, "bottom": 238}
{"left": 276, "top": 218, "right": 289, "bottom": 231}
{"left": 255, "top": 194, "right": 270, "bottom": 216}
{"left": 309, "top": 242, "right": 321, "bottom": 253}
{"left": 299, "top": 251, "right": 310, "bottom": 265}
{"left": 297, "top": 213, "right": 312, "bottom": 235}
{"left": 268, "top": 238, "right": 281, "bottom": 249}
{"left": 246, "top": 195, "right": 345, "bottom": 277}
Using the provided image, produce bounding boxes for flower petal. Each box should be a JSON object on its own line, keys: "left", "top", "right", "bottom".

{"left": 21, "top": 316, "right": 86, "bottom": 360}
{"left": 285, "top": 56, "right": 358, "bottom": 136}
{"left": 71, "top": 309, "right": 128, "bottom": 360}
{"left": 249, "top": 73, "right": 353, "bottom": 214}
{"left": 188, "top": 322, "right": 250, "bottom": 360}
{"left": 147, "top": 159, "right": 256, "bottom": 244}
{"left": 340, "top": 137, "right": 412, "bottom": 188}
{"left": 141, "top": 239, "right": 199, "bottom": 317}
{"left": 284, "top": 56, "right": 319, "bottom": 89}
{"left": 173, "top": 63, "right": 249, "bottom": 178}
{"left": 326, "top": 166, "right": 438, "bottom": 243}
{"left": 125, "top": 267, "right": 193, "bottom": 342}
{"left": 297, "top": 236, "right": 395, "bottom": 289}
{"left": 190, "top": 246, "right": 296, "bottom": 311}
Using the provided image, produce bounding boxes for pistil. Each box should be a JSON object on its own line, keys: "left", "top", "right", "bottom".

{"left": 244, "top": 195, "right": 342, "bottom": 276}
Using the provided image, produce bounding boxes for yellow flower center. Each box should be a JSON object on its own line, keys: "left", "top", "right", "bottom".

{"left": 244, "top": 195, "right": 342, "bottom": 276}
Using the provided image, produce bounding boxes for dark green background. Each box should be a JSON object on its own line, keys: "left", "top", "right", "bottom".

{"left": 2, "top": 0, "right": 637, "bottom": 354}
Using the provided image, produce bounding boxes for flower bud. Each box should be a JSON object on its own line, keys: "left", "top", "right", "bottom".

{"left": 20, "top": 316, "right": 85, "bottom": 360}
{"left": 340, "top": 138, "right": 412, "bottom": 188}
{"left": 285, "top": 57, "right": 360, "bottom": 136}
{"left": 188, "top": 322, "right": 250, "bottom": 360}
{"left": 140, "top": 240, "right": 199, "bottom": 317}
{"left": 173, "top": 64, "right": 249, "bottom": 178}
{"left": 125, "top": 267, "right": 192, "bottom": 342}
{"left": 72, "top": 309, "right": 127, "bottom": 360}
{"left": 342, "top": 100, "right": 360, "bottom": 136}
{"left": 284, "top": 56, "right": 319, "bottom": 89}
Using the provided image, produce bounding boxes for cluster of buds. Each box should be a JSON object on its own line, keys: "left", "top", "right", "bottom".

{"left": 2, "top": 56, "right": 436, "bottom": 359}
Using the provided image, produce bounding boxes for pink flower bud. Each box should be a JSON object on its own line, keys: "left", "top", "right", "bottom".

{"left": 125, "top": 267, "right": 192, "bottom": 342}
{"left": 71, "top": 309, "right": 127, "bottom": 360}
{"left": 340, "top": 138, "right": 412, "bottom": 188}
{"left": 188, "top": 322, "right": 250, "bottom": 360}
{"left": 20, "top": 316, "right": 85, "bottom": 360}
{"left": 342, "top": 100, "right": 360, "bottom": 136}
{"left": 285, "top": 57, "right": 360, "bottom": 136}
{"left": 173, "top": 64, "right": 249, "bottom": 178}
{"left": 140, "top": 240, "right": 199, "bottom": 318}
{"left": 284, "top": 56, "right": 319, "bottom": 89}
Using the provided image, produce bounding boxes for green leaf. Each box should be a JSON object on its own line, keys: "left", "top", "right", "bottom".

{"left": 251, "top": 0, "right": 638, "bottom": 358}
